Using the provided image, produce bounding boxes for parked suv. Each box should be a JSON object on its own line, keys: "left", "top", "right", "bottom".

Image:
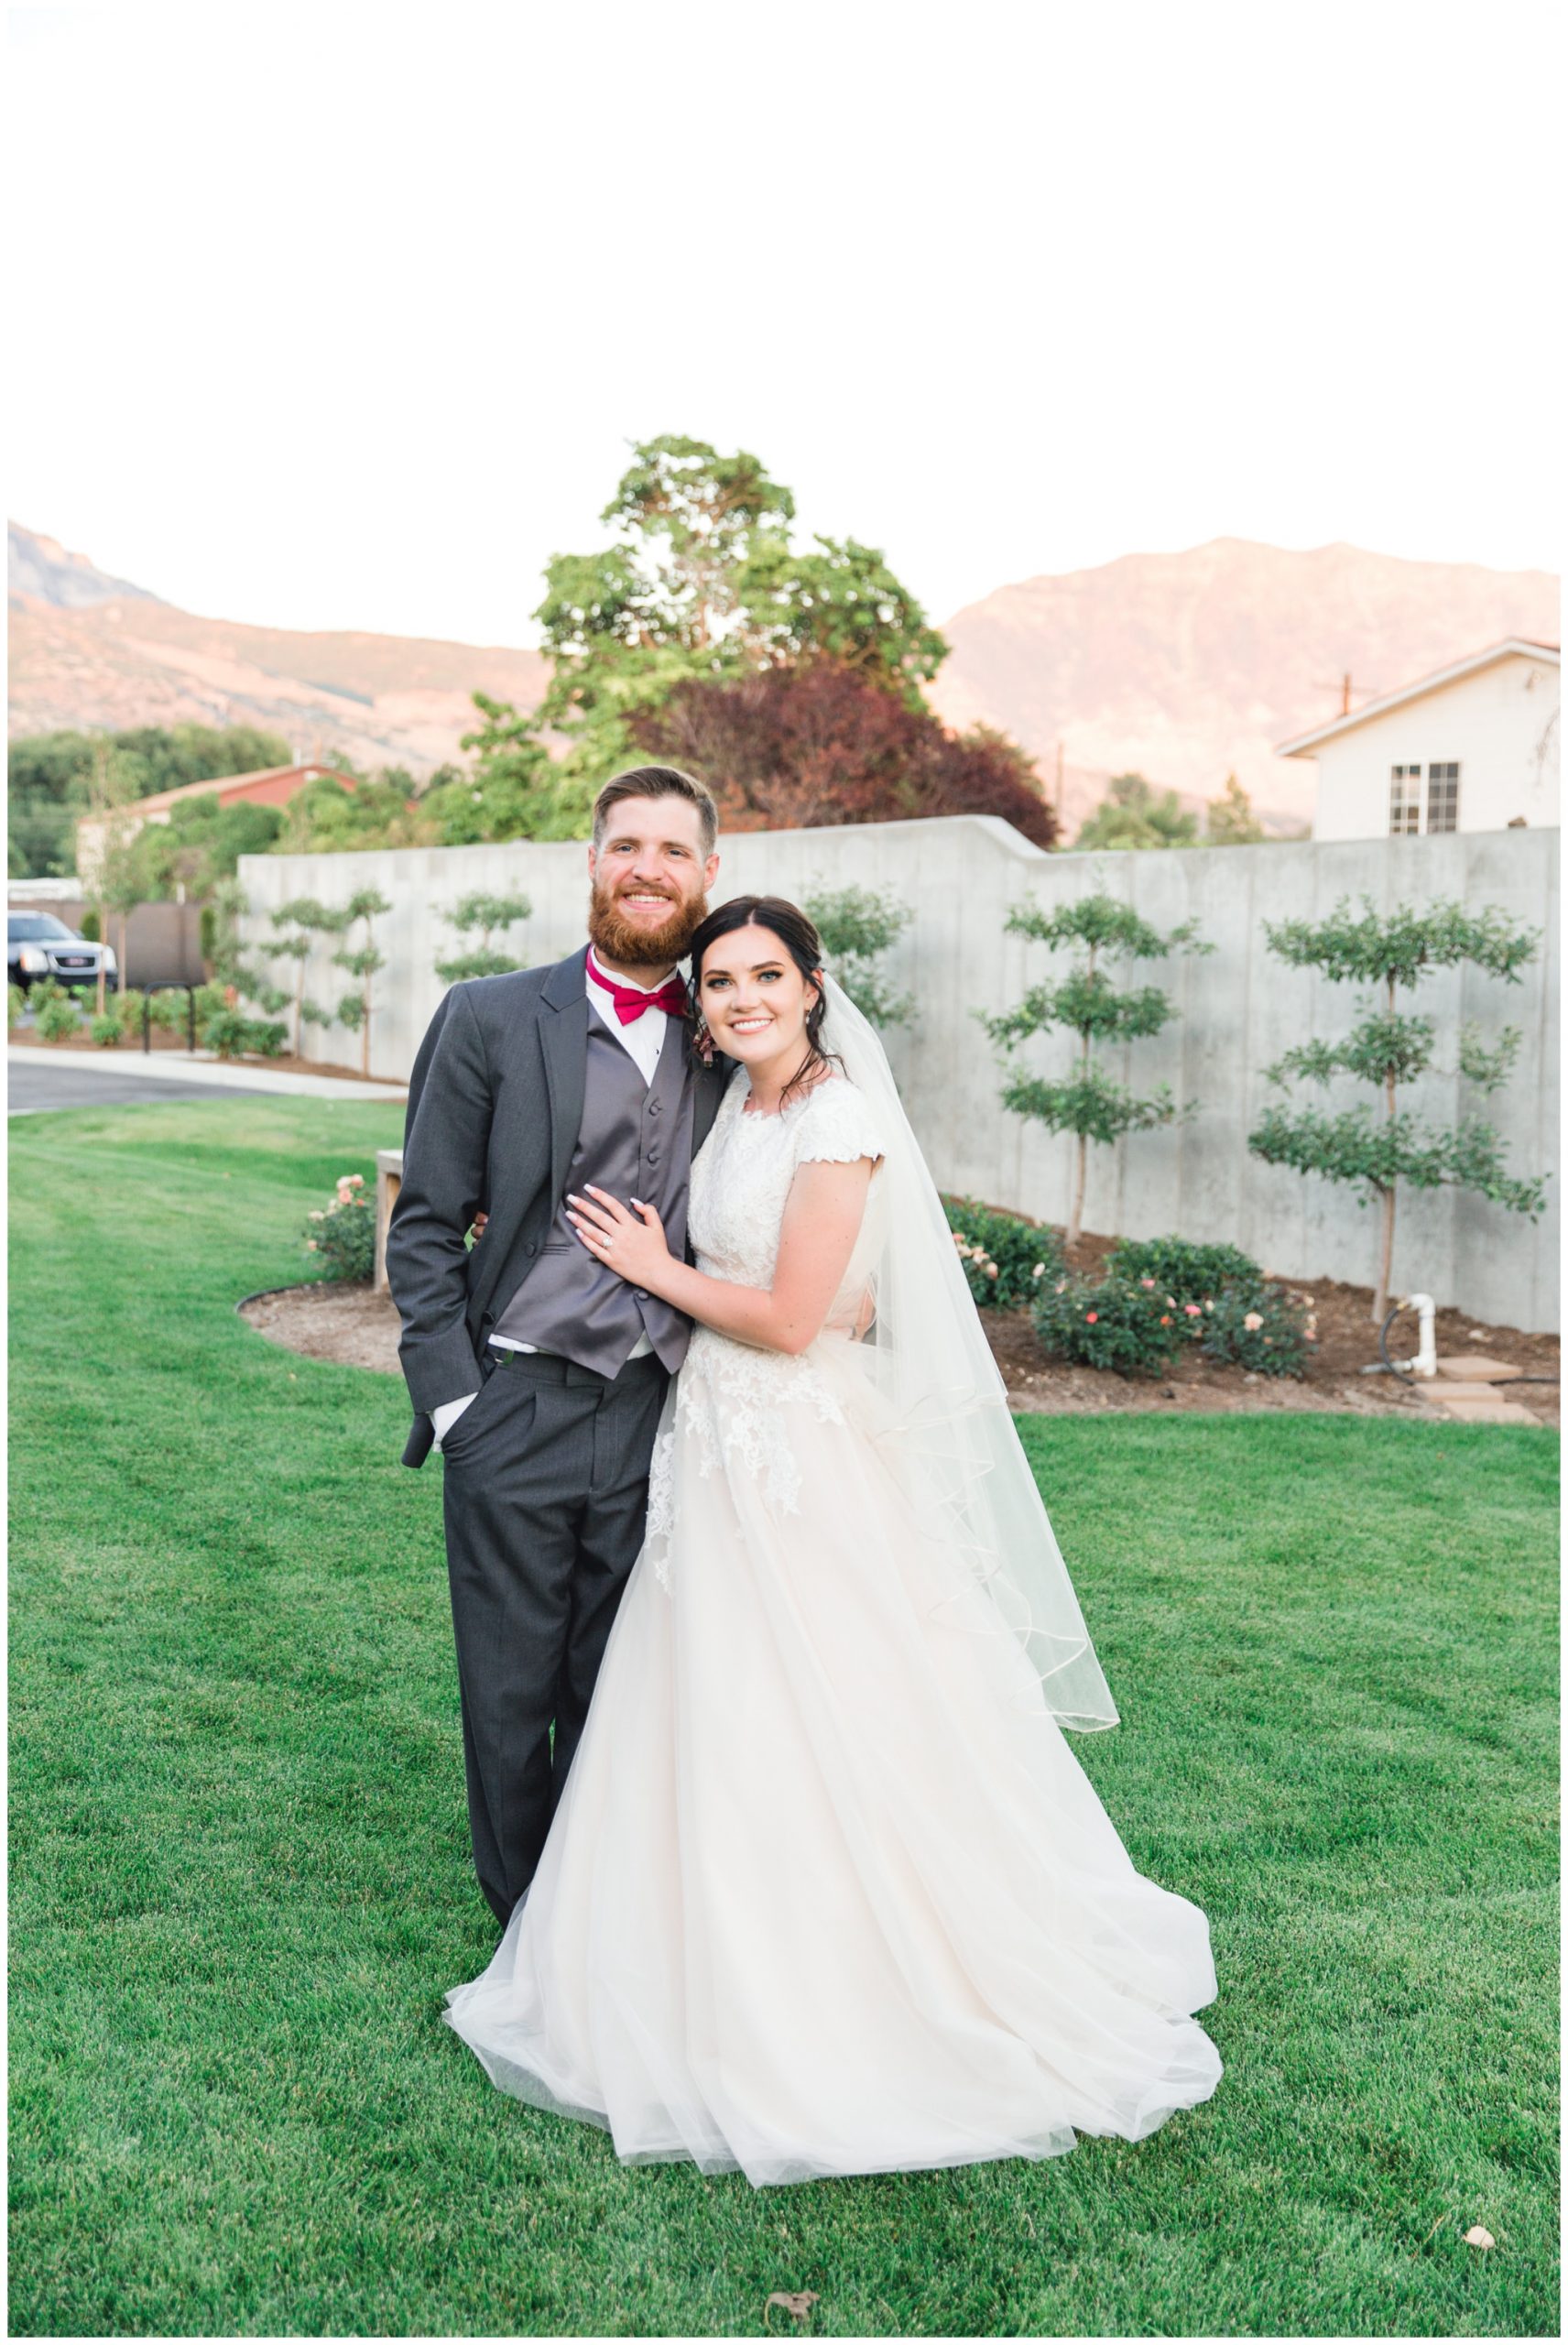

{"left": 7, "top": 912, "right": 119, "bottom": 994}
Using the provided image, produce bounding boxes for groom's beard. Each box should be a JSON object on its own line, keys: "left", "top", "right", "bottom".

{"left": 587, "top": 880, "right": 708, "bottom": 972}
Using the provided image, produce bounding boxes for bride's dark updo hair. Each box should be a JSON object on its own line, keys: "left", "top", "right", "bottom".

{"left": 689, "top": 894, "right": 843, "bottom": 1107}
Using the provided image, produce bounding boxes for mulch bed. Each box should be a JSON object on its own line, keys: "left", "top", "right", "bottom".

{"left": 242, "top": 1247, "right": 1560, "bottom": 1427}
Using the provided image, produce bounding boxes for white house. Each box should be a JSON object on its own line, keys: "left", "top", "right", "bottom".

{"left": 1279, "top": 638, "right": 1560, "bottom": 841}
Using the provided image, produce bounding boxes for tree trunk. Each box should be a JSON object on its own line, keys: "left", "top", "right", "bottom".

{"left": 1068, "top": 1134, "right": 1087, "bottom": 1249}
{"left": 1067, "top": 969, "right": 1094, "bottom": 1249}
{"left": 1373, "top": 972, "right": 1398, "bottom": 1322}
{"left": 361, "top": 979, "right": 371, "bottom": 1078}
{"left": 93, "top": 895, "right": 107, "bottom": 1017}
{"left": 1373, "top": 1183, "right": 1397, "bottom": 1324}
{"left": 294, "top": 965, "right": 305, "bottom": 1061}
{"left": 116, "top": 910, "right": 128, "bottom": 994}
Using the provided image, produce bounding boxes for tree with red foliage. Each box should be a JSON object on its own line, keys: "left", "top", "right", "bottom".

{"left": 629, "top": 661, "right": 1058, "bottom": 849}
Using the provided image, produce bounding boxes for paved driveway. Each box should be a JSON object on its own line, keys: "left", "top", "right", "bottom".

{"left": 8, "top": 1062, "right": 245, "bottom": 1113}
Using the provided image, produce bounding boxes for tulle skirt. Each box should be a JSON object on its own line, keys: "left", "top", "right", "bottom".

{"left": 443, "top": 1336, "right": 1223, "bottom": 2187}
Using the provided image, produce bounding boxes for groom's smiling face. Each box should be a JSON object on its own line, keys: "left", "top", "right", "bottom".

{"left": 587, "top": 794, "right": 719, "bottom": 972}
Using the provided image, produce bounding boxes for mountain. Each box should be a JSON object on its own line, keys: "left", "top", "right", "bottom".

{"left": 7, "top": 525, "right": 548, "bottom": 778}
{"left": 9, "top": 525, "right": 1557, "bottom": 818}
{"left": 9, "top": 522, "right": 165, "bottom": 610}
{"left": 925, "top": 538, "right": 1560, "bottom": 831}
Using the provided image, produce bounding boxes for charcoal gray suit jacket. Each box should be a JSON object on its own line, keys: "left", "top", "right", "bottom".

{"left": 384, "top": 946, "right": 731, "bottom": 1468}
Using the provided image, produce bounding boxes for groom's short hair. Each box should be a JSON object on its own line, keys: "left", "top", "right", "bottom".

{"left": 593, "top": 765, "right": 718, "bottom": 858}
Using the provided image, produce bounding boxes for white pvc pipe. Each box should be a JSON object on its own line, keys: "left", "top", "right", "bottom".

{"left": 1399, "top": 1292, "right": 1439, "bottom": 1378}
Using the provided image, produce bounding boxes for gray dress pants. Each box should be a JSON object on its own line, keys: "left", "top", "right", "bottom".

{"left": 438, "top": 1345, "right": 669, "bottom": 1925}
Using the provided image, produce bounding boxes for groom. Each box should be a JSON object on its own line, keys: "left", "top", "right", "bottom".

{"left": 386, "top": 764, "right": 728, "bottom": 1925}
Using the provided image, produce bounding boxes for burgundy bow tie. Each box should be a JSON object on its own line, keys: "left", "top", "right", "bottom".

{"left": 586, "top": 950, "right": 690, "bottom": 1026}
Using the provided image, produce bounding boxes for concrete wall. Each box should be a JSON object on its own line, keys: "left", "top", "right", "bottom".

{"left": 237, "top": 818, "right": 1560, "bottom": 1330}
{"left": 1311, "top": 649, "right": 1560, "bottom": 840}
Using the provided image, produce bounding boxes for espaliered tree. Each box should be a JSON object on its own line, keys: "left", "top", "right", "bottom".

{"left": 266, "top": 898, "right": 337, "bottom": 1058}
{"left": 803, "top": 885, "right": 914, "bottom": 1029}
{"left": 331, "top": 889, "right": 391, "bottom": 1077}
{"left": 983, "top": 893, "right": 1211, "bottom": 1245}
{"left": 435, "top": 889, "right": 533, "bottom": 984}
{"left": 1247, "top": 895, "right": 1546, "bottom": 1321}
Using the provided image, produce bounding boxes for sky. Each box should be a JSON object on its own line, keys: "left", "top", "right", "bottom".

{"left": 7, "top": 1, "right": 1562, "bottom": 648}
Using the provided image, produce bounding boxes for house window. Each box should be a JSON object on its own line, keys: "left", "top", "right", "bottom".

{"left": 1426, "top": 761, "right": 1460, "bottom": 832}
{"left": 1389, "top": 765, "right": 1422, "bottom": 834}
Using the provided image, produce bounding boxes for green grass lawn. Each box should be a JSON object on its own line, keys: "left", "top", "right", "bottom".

{"left": 8, "top": 1096, "right": 1559, "bottom": 2338}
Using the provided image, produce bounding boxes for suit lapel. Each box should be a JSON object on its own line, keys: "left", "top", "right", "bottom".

{"left": 691, "top": 1054, "right": 732, "bottom": 1153}
{"left": 539, "top": 947, "right": 590, "bottom": 1207}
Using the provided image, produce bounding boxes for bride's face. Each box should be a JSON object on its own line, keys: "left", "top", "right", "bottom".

{"left": 697, "top": 924, "right": 820, "bottom": 1068}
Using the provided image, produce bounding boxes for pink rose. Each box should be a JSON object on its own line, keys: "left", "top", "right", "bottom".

{"left": 1183, "top": 1302, "right": 1202, "bottom": 1317}
{"left": 1244, "top": 1311, "right": 1263, "bottom": 1331}
{"left": 1085, "top": 1311, "right": 1098, "bottom": 1324}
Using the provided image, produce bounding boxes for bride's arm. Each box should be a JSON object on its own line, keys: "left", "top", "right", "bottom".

{"left": 566, "top": 1158, "right": 876, "bottom": 1357}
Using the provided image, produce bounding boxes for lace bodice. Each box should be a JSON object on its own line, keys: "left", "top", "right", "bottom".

{"left": 646, "top": 1070, "right": 888, "bottom": 1581}
{"left": 688, "top": 1068, "right": 888, "bottom": 1297}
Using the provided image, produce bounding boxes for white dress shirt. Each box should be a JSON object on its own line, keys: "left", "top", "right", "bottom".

{"left": 430, "top": 950, "right": 675, "bottom": 1448}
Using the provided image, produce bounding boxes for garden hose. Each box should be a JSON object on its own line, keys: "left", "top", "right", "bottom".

{"left": 1377, "top": 1302, "right": 1418, "bottom": 1384}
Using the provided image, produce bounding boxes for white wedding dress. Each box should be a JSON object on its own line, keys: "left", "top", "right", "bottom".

{"left": 444, "top": 1060, "right": 1223, "bottom": 2187}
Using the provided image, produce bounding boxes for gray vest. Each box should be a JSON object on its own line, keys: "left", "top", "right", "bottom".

{"left": 490, "top": 1012, "right": 697, "bottom": 1377}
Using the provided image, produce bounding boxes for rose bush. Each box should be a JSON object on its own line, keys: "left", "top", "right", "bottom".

{"left": 1195, "top": 1282, "right": 1315, "bottom": 1375}
{"left": 303, "top": 1172, "right": 374, "bottom": 1282}
{"left": 1031, "top": 1271, "right": 1186, "bottom": 1377}
{"left": 942, "top": 1196, "right": 1062, "bottom": 1309}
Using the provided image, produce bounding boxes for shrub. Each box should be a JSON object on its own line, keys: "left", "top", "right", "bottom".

{"left": 34, "top": 992, "right": 83, "bottom": 1044}
{"left": 1032, "top": 1271, "right": 1186, "bottom": 1378}
{"left": 1195, "top": 1283, "right": 1315, "bottom": 1376}
{"left": 201, "top": 1008, "right": 288, "bottom": 1061}
{"left": 1105, "top": 1235, "right": 1264, "bottom": 1304}
{"left": 145, "top": 988, "right": 193, "bottom": 1041}
{"left": 89, "top": 1013, "right": 124, "bottom": 1048}
{"left": 305, "top": 1173, "right": 374, "bottom": 1281}
{"left": 113, "top": 986, "right": 146, "bottom": 1040}
{"left": 943, "top": 1196, "right": 1062, "bottom": 1309}
{"left": 8, "top": 983, "right": 25, "bottom": 1033}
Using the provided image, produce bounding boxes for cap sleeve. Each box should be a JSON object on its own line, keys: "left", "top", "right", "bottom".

{"left": 792, "top": 1075, "right": 887, "bottom": 1168}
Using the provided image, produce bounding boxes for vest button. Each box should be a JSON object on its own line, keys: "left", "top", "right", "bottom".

{"left": 648, "top": 1098, "right": 662, "bottom": 1117}
{"left": 635, "top": 1288, "right": 649, "bottom": 1301}
{"left": 647, "top": 1151, "right": 659, "bottom": 1167}
{"left": 525, "top": 1242, "right": 537, "bottom": 1256}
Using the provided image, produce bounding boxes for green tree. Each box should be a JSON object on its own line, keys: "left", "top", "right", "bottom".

{"left": 424, "top": 704, "right": 586, "bottom": 843}
{"left": 271, "top": 769, "right": 430, "bottom": 856}
{"left": 331, "top": 889, "right": 392, "bottom": 1077}
{"left": 82, "top": 738, "right": 144, "bottom": 1014}
{"left": 468, "top": 435, "right": 947, "bottom": 838}
{"left": 263, "top": 897, "right": 340, "bottom": 1058}
{"left": 1075, "top": 772, "right": 1199, "bottom": 852}
{"left": 803, "top": 885, "right": 915, "bottom": 1028}
{"left": 7, "top": 724, "right": 292, "bottom": 878}
{"left": 435, "top": 889, "right": 533, "bottom": 985}
{"left": 1205, "top": 773, "right": 1265, "bottom": 844}
{"left": 734, "top": 535, "right": 946, "bottom": 704}
{"left": 983, "top": 894, "right": 1212, "bottom": 1245}
{"left": 133, "top": 795, "right": 286, "bottom": 897}
{"left": 1247, "top": 895, "right": 1546, "bottom": 1320}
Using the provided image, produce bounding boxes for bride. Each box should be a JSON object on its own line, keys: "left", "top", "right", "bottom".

{"left": 443, "top": 894, "right": 1222, "bottom": 2187}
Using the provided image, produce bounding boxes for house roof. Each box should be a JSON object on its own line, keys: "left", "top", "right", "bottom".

{"left": 1277, "top": 639, "right": 1561, "bottom": 758}
{"left": 124, "top": 762, "right": 358, "bottom": 815}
